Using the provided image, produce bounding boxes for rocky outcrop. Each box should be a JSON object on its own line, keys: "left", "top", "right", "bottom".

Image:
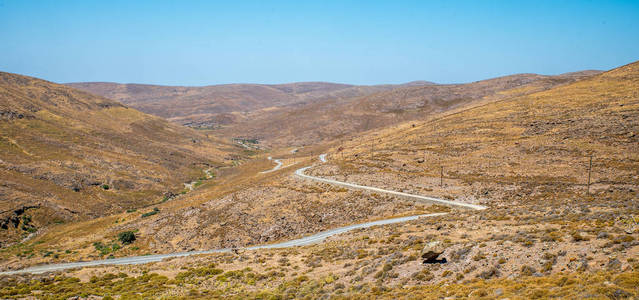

{"left": 421, "top": 241, "right": 447, "bottom": 264}
{"left": 0, "top": 110, "right": 34, "bottom": 121}
{"left": 0, "top": 205, "right": 39, "bottom": 230}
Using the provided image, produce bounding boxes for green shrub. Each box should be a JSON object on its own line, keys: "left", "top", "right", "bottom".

{"left": 118, "top": 231, "right": 136, "bottom": 244}
{"left": 102, "top": 184, "right": 110, "bottom": 190}
{"left": 141, "top": 207, "right": 160, "bottom": 218}
{"left": 93, "top": 242, "right": 122, "bottom": 255}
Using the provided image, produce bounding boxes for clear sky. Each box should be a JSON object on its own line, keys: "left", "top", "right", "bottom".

{"left": 1, "top": 0, "right": 638, "bottom": 85}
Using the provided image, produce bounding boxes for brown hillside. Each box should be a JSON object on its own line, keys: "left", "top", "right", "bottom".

{"left": 225, "top": 71, "right": 601, "bottom": 146}
{"left": 0, "top": 72, "right": 234, "bottom": 246}
{"left": 1, "top": 63, "right": 636, "bottom": 299}
{"left": 66, "top": 81, "right": 417, "bottom": 127}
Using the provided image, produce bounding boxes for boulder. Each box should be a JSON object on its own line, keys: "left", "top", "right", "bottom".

{"left": 422, "top": 241, "right": 447, "bottom": 264}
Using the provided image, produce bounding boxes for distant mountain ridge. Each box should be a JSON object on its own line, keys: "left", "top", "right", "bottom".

{"left": 218, "top": 70, "right": 603, "bottom": 145}
{"left": 66, "top": 81, "right": 432, "bottom": 122}
{"left": 66, "top": 70, "right": 602, "bottom": 147}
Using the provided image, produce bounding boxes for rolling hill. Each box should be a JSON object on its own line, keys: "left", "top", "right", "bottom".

{"left": 0, "top": 72, "right": 236, "bottom": 247}
{"left": 223, "top": 71, "right": 601, "bottom": 146}
{"left": 0, "top": 61, "right": 637, "bottom": 299}
{"left": 66, "top": 81, "right": 430, "bottom": 128}
{"left": 69, "top": 72, "right": 601, "bottom": 148}
{"left": 1, "top": 61, "right": 636, "bottom": 299}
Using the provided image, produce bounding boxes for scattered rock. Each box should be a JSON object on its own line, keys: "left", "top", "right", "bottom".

{"left": 612, "top": 289, "right": 632, "bottom": 299}
{"left": 520, "top": 265, "right": 537, "bottom": 276}
{"left": 478, "top": 267, "right": 500, "bottom": 279}
{"left": 422, "top": 241, "right": 446, "bottom": 264}
{"left": 577, "top": 257, "right": 588, "bottom": 272}
{"left": 163, "top": 191, "right": 178, "bottom": 200}
{"left": 607, "top": 258, "right": 622, "bottom": 271}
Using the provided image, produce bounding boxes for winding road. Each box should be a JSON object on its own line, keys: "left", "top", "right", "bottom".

{"left": 0, "top": 154, "right": 485, "bottom": 275}
{"left": 260, "top": 157, "right": 283, "bottom": 173}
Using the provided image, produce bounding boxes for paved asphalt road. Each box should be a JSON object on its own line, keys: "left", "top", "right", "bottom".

{"left": 260, "top": 157, "right": 283, "bottom": 173}
{"left": 0, "top": 154, "right": 485, "bottom": 275}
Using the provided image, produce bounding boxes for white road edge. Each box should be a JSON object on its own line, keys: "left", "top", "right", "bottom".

{"left": 260, "top": 157, "right": 283, "bottom": 173}
{"left": 0, "top": 153, "right": 485, "bottom": 276}
{"left": 296, "top": 154, "right": 485, "bottom": 210}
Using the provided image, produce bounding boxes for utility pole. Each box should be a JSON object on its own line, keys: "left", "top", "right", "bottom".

{"left": 440, "top": 166, "right": 444, "bottom": 187}
{"left": 371, "top": 141, "right": 374, "bottom": 159}
{"left": 588, "top": 154, "right": 592, "bottom": 195}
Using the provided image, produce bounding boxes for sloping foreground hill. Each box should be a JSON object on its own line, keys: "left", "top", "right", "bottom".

{"left": 0, "top": 72, "right": 231, "bottom": 247}
{"left": 321, "top": 61, "right": 638, "bottom": 198}
{"left": 292, "top": 61, "right": 638, "bottom": 296}
{"left": 223, "top": 71, "right": 601, "bottom": 146}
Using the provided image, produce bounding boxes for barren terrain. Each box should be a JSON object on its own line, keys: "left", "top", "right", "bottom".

{"left": 0, "top": 72, "right": 243, "bottom": 247}
{"left": 1, "top": 62, "right": 637, "bottom": 299}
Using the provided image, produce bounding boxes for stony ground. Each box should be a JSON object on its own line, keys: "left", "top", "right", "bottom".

{"left": 1, "top": 62, "right": 638, "bottom": 299}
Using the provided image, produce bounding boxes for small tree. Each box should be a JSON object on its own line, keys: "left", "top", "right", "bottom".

{"left": 118, "top": 231, "right": 136, "bottom": 244}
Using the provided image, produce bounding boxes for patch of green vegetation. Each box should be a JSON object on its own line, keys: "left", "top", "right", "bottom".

{"left": 0, "top": 272, "right": 170, "bottom": 299}
{"left": 2, "top": 265, "right": 636, "bottom": 300}
{"left": 19, "top": 215, "right": 37, "bottom": 233}
{"left": 175, "top": 264, "right": 224, "bottom": 283}
{"left": 117, "top": 231, "right": 136, "bottom": 245}
{"left": 93, "top": 242, "right": 121, "bottom": 256}
{"left": 243, "top": 149, "right": 257, "bottom": 156}
{"left": 101, "top": 184, "right": 110, "bottom": 190}
{"left": 141, "top": 207, "right": 159, "bottom": 218}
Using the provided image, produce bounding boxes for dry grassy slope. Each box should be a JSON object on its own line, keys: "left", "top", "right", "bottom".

{"left": 224, "top": 71, "right": 601, "bottom": 146}
{"left": 315, "top": 61, "right": 638, "bottom": 206}
{"left": 3, "top": 66, "right": 637, "bottom": 298}
{"left": 65, "top": 81, "right": 415, "bottom": 124}
{"left": 0, "top": 72, "right": 234, "bottom": 246}
{"left": 0, "top": 151, "right": 447, "bottom": 270}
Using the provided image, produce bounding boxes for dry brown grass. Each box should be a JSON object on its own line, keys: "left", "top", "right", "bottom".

{"left": 0, "top": 71, "right": 245, "bottom": 246}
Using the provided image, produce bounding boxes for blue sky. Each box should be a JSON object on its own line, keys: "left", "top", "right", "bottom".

{"left": 1, "top": 0, "right": 638, "bottom": 85}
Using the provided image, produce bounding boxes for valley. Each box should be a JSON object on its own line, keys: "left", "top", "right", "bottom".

{"left": 1, "top": 62, "right": 638, "bottom": 299}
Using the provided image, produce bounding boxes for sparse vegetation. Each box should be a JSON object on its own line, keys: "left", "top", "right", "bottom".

{"left": 140, "top": 207, "right": 160, "bottom": 218}
{"left": 117, "top": 231, "right": 136, "bottom": 244}
{"left": 1, "top": 44, "right": 638, "bottom": 300}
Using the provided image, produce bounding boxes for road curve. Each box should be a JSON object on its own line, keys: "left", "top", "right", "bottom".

{"left": 0, "top": 153, "right": 483, "bottom": 276}
{"left": 0, "top": 213, "right": 446, "bottom": 275}
{"left": 260, "top": 157, "right": 283, "bottom": 173}
{"left": 295, "top": 155, "right": 486, "bottom": 210}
